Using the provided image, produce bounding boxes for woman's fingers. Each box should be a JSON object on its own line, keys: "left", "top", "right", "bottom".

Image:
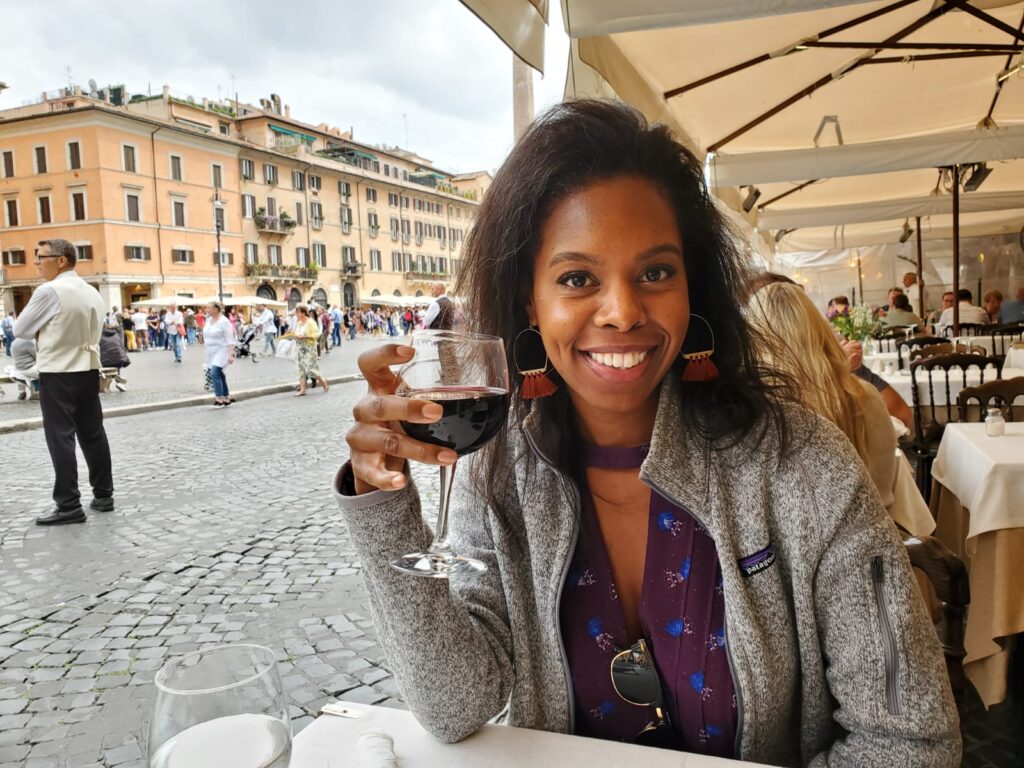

{"left": 351, "top": 452, "right": 407, "bottom": 491}
{"left": 357, "top": 344, "right": 413, "bottom": 393}
{"left": 352, "top": 393, "right": 441, "bottom": 425}
{"left": 348, "top": 423, "right": 457, "bottom": 466}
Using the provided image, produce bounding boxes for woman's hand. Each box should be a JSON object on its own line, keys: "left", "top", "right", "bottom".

{"left": 347, "top": 344, "right": 456, "bottom": 495}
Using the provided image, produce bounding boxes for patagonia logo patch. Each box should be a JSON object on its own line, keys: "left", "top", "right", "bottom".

{"left": 738, "top": 545, "right": 776, "bottom": 578}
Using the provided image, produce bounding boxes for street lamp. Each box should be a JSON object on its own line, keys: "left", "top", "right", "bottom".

{"left": 213, "top": 191, "right": 224, "bottom": 303}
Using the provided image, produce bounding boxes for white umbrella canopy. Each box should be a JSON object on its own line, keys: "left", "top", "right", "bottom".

{"left": 218, "top": 295, "right": 288, "bottom": 308}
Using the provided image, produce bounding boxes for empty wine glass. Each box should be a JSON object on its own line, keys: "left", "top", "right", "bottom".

{"left": 392, "top": 329, "right": 510, "bottom": 578}
{"left": 148, "top": 644, "right": 291, "bottom": 768}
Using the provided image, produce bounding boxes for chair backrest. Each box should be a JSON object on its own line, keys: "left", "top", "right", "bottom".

{"left": 989, "top": 322, "right": 1024, "bottom": 357}
{"left": 957, "top": 376, "right": 1024, "bottom": 422}
{"left": 874, "top": 327, "right": 909, "bottom": 354}
{"left": 953, "top": 342, "right": 988, "bottom": 356}
{"left": 910, "top": 353, "right": 1003, "bottom": 437}
{"left": 897, "top": 335, "right": 947, "bottom": 370}
{"left": 910, "top": 343, "right": 954, "bottom": 362}
{"left": 942, "top": 322, "right": 986, "bottom": 338}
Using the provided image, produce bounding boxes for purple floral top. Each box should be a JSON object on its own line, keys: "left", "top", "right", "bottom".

{"left": 559, "top": 444, "right": 737, "bottom": 756}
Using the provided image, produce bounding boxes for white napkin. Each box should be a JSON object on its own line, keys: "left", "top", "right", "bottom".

{"left": 357, "top": 731, "right": 398, "bottom": 768}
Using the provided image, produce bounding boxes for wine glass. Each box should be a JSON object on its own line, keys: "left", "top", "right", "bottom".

{"left": 392, "top": 329, "right": 510, "bottom": 578}
{"left": 148, "top": 644, "right": 291, "bottom": 768}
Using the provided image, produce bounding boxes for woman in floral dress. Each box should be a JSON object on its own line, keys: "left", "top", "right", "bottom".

{"left": 286, "top": 304, "right": 329, "bottom": 396}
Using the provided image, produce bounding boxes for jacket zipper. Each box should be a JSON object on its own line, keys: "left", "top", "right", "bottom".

{"left": 872, "top": 555, "right": 903, "bottom": 715}
{"left": 646, "top": 478, "right": 745, "bottom": 759}
{"left": 523, "top": 430, "right": 579, "bottom": 733}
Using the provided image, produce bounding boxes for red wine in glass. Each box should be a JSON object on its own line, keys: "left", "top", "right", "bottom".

{"left": 400, "top": 387, "right": 509, "bottom": 456}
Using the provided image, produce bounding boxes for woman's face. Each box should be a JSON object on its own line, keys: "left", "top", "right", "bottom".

{"left": 529, "top": 175, "right": 689, "bottom": 420}
{"left": 205, "top": 304, "right": 218, "bottom": 317}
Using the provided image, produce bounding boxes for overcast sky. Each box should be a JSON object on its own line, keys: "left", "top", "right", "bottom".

{"left": 0, "top": 0, "right": 570, "bottom": 174}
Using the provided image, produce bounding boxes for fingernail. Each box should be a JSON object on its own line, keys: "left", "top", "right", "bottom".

{"left": 424, "top": 404, "right": 443, "bottom": 419}
{"left": 399, "top": 346, "right": 414, "bottom": 356}
{"left": 439, "top": 451, "right": 457, "bottom": 464}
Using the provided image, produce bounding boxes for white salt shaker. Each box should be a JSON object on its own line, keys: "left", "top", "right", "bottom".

{"left": 985, "top": 407, "right": 1006, "bottom": 437}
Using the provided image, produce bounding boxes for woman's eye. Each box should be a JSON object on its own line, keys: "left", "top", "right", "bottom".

{"left": 558, "top": 272, "right": 594, "bottom": 289}
{"left": 640, "top": 266, "right": 672, "bottom": 283}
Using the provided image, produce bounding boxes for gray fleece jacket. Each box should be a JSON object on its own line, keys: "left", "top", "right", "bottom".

{"left": 335, "top": 378, "right": 960, "bottom": 767}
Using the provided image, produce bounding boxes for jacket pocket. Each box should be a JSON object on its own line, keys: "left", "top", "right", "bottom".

{"left": 872, "top": 555, "right": 904, "bottom": 715}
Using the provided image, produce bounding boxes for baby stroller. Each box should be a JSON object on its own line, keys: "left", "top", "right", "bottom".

{"left": 235, "top": 325, "right": 260, "bottom": 362}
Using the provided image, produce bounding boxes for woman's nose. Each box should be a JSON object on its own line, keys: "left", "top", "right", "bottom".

{"left": 594, "top": 280, "right": 646, "bottom": 331}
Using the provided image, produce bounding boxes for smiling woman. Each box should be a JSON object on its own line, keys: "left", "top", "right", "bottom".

{"left": 336, "top": 100, "right": 960, "bottom": 766}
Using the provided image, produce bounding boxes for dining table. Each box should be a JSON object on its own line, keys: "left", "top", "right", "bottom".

{"left": 878, "top": 367, "right": 1024, "bottom": 406}
{"left": 1006, "top": 342, "right": 1024, "bottom": 370}
{"left": 291, "top": 702, "right": 772, "bottom": 767}
{"left": 929, "top": 422, "right": 1024, "bottom": 707}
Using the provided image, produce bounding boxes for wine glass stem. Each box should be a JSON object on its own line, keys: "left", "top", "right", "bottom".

{"left": 429, "top": 461, "right": 457, "bottom": 554}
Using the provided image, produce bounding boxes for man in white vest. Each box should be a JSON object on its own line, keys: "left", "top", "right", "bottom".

{"left": 14, "top": 238, "right": 114, "bottom": 525}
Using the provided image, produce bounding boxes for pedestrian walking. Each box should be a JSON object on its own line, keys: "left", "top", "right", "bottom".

{"left": 330, "top": 305, "right": 343, "bottom": 348}
{"left": 131, "top": 307, "right": 149, "bottom": 350}
{"left": 2, "top": 311, "right": 16, "bottom": 356}
{"left": 255, "top": 304, "right": 277, "bottom": 355}
{"left": 10, "top": 338, "right": 39, "bottom": 400}
{"left": 146, "top": 310, "right": 158, "bottom": 349}
{"left": 121, "top": 309, "right": 136, "bottom": 352}
{"left": 196, "top": 309, "right": 206, "bottom": 344}
{"left": 99, "top": 325, "right": 129, "bottom": 391}
{"left": 164, "top": 302, "right": 184, "bottom": 362}
{"left": 285, "top": 304, "right": 328, "bottom": 396}
{"left": 318, "top": 308, "right": 331, "bottom": 355}
{"left": 185, "top": 308, "right": 197, "bottom": 345}
{"left": 203, "top": 301, "right": 235, "bottom": 408}
{"left": 14, "top": 238, "right": 113, "bottom": 525}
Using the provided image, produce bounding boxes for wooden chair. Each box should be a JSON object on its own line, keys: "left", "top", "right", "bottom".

{"left": 941, "top": 322, "right": 986, "bottom": 338}
{"left": 957, "top": 376, "right": 1024, "bottom": 422}
{"left": 912, "top": 343, "right": 988, "bottom": 362}
{"left": 989, "top": 322, "right": 1024, "bottom": 358}
{"left": 897, "top": 335, "right": 946, "bottom": 371}
{"left": 903, "top": 534, "right": 970, "bottom": 693}
{"left": 909, "top": 353, "right": 1003, "bottom": 501}
{"left": 874, "top": 327, "right": 910, "bottom": 354}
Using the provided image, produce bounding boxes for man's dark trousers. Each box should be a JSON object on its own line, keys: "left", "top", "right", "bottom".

{"left": 38, "top": 371, "right": 113, "bottom": 512}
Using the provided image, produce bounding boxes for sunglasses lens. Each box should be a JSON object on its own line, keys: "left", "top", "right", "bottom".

{"left": 611, "top": 648, "right": 661, "bottom": 706}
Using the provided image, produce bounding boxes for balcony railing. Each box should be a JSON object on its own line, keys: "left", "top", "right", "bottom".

{"left": 405, "top": 271, "right": 449, "bottom": 282}
{"left": 255, "top": 215, "right": 297, "bottom": 236}
{"left": 244, "top": 263, "right": 318, "bottom": 282}
{"left": 311, "top": 217, "right": 324, "bottom": 230}
{"left": 343, "top": 262, "right": 363, "bottom": 277}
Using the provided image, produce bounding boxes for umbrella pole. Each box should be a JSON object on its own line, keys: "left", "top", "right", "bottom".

{"left": 915, "top": 216, "right": 924, "bottom": 323}
{"left": 952, "top": 165, "right": 960, "bottom": 336}
{"left": 857, "top": 252, "right": 864, "bottom": 306}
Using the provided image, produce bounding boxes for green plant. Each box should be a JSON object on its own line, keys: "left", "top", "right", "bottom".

{"left": 831, "top": 304, "right": 880, "bottom": 341}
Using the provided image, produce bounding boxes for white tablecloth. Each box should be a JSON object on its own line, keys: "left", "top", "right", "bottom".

{"left": 879, "top": 367, "right": 1024, "bottom": 405}
{"left": 1006, "top": 344, "right": 1024, "bottom": 369}
{"left": 931, "top": 422, "right": 1024, "bottom": 541}
{"left": 890, "top": 451, "right": 935, "bottom": 537}
{"left": 292, "top": 703, "right": 770, "bottom": 767}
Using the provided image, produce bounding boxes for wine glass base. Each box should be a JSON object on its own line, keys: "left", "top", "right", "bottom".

{"left": 390, "top": 552, "right": 487, "bottom": 578}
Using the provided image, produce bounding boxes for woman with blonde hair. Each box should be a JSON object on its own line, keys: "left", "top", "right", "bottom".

{"left": 746, "top": 281, "right": 899, "bottom": 515}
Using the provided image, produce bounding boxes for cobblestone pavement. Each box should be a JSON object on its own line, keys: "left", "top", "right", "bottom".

{"left": 0, "top": 336, "right": 391, "bottom": 426}
{"left": 0, "top": 380, "right": 438, "bottom": 767}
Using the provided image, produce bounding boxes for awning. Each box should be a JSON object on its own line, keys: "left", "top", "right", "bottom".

{"left": 458, "top": 0, "right": 549, "bottom": 71}
{"left": 345, "top": 148, "right": 379, "bottom": 162}
{"left": 269, "top": 124, "right": 317, "bottom": 143}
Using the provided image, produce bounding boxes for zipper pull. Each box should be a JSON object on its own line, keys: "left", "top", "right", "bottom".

{"left": 872, "top": 555, "right": 884, "bottom": 583}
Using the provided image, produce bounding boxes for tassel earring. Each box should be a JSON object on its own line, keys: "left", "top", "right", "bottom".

{"left": 514, "top": 327, "right": 558, "bottom": 399}
{"left": 681, "top": 314, "right": 719, "bottom": 382}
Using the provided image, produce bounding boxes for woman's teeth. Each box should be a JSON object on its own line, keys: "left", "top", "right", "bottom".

{"left": 588, "top": 351, "right": 648, "bottom": 370}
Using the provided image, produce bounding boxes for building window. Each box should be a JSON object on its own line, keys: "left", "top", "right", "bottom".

{"left": 313, "top": 242, "right": 327, "bottom": 267}
{"left": 296, "top": 247, "right": 310, "bottom": 267}
{"left": 366, "top": 187, "right": 377, "bottom": 203}
{"left": 215, "top": 250, "right": 234, "bottom": 266}
{"left": 369, "top": 249, "right": 382, "bottom": 271}
{"left": 1, "top": 150, "right": 13, "bottom": 178}
{"left": 266, "top": 197, "right": 277, "bottom": 217}
{"left": 3, "top": 199, "right": 18, "bottom": 227}
{"left": 268, "top": 244, "right": 282, "bottom": 265}
{"left": 340, "top": 205, "right": 352, "bottom": 234}
{"left": 438, "top": 256, "right": 448, "bottom": 274}
{"left": 171, "top": 248, "right": 194, "bottom": 264}
{"left": 34, "top": 146, "right": 48, "bottom": 174}
{"left": 219, "top": 122, "right": 230, "bottom": 136}
{"left": 390, "top": 217, "right": 399, "bottom": 240}
{"left": 401, "top": 195, "right": 409, "bottom": 209}
{"left": 310, "top": 201, "right": 323, "bottom": 229}
{"left": 71, "top": 191, "right": 86, "bottom": 221}
{"left": 67, "top": 142, "right": 82, "bottom": 171}
{"left": 342, "top": 245, "right": 356, "bottom": 265}
{"left": 173, "top": 200, "right": 186, "bottom": 227}
{"left": 126, "top": 193, "right": 141, "bottom": 222}
{"left": 384, "top": 163, "right": 390, "bottom": 176}
{"left": 1, "top": 249, "right": 26, "bottom": 266}
{"left": 124, "top": 245, "right": 151, "bottom": 261}
{"left": 292, "top": 170, "right": 305, "bottom": 191}
{"left": 388, "top": 192, "right": 398, "bottom": 207}
{"left": 263, "top": 163, "right": 278, "bottom": 185}
{"left": 391, "top": 251, "right": 403, "bottom": 271}
{"left": 309, "top": 174, "right": 321, "bottom": 191}
{"left": 403, "top": 252, "right": 413, "bottom": 272}
{"left": 241, "top": 158, "right": 254, "bottom": 180}
{"left": 244, "top": 242, "right": 259, "bottom": 265}
{"left": 214, "top": 206, "right": 225, "bottom": 232}
{"left": 368, "top": 212, "right": 379, "bottom": 237}
{"left": 295, "top": 201, "right": 304, "bottom": 226}
{"left": 212, "top": 164, "right": 223, "bottom": 189}
{"left": 75, "top": 244, "right": 92, "bottom": 261}
{"left": 242, "top": 194, "right": 256, "bottom": 219}
{"left": 37, "top": 196, "right": 51, "bottom": 224}
{"left": 170, "top": 154, "right": 183, "bottom": 181}
{"left": 339, "top": 180, "right": 350, "bottom": 199}
{"left": 122, "top": 145, "right": 136, "bottom": 173}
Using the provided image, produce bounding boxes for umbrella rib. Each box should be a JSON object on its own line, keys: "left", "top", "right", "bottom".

{"left": 985, "top": 10, "right": 1024, "bottom": 121}
{"left": 943, "top": 0, "right": 1024, "bottom": 43}
{"left": 757, "top": 179, "right": 823, "bottom": 210}
{"left": 663, "top": 0, "right": 919, "bottom": 99}
{"left": 708, "top": 2, "right": 955, "bottom": 153}
{"left": 805, "top": 41, "right": 1021, "bottom": 51}
{"left": 865, "top": 51, "right": 1012, "bottom": 63}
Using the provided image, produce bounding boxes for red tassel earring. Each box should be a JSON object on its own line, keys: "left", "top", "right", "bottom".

{"left": 514, "top": 327, "right": 558, "bottom": 399}
{"left": 681, "top": 314, "right": 720, "bottom": 382}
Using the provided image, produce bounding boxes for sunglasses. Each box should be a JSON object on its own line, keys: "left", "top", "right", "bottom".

{"left": 610, "top": 638, "right": 683, "bottom": 749}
